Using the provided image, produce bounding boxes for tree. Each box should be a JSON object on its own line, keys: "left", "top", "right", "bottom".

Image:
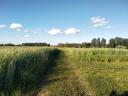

{"left": 96, "top": 38, "right": 101, "bottom": 48}
{"left": 91, "top": 38, "right": 97, "bottom": 47}
{"left": 4, "top": 43, "right": 15, "bottom": 46}
{"left": 124, "top": 39, "right": 128, "bottom": 48}
{"left": 101, "top": 38, "right": 106, "bottom": 47}
{"left": 22, "top": 43, "right": 50, "bottom": 46}
{"left": 82, "top": 42, "right": 91, "bottom": 48}
{"left": 109, "top": 39, "right": 116, "bottom": 48}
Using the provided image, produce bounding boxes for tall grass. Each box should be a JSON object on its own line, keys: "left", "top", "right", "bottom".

{"left": 1, "top": 47, "right": 128, "bottom": 96}
{"left": 62, "top": 48, "right": 128, "bottom": 96}
{"left": 0, "top": 47, "right": 59, "bottom": 96}
{"left": 65, "top": 48, "right": 128, "bottom": 63}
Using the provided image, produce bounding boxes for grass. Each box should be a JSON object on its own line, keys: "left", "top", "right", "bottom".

{"left": 0, "top": 47, "right": 128, "bottom": 96}
{"left": 0, "top": 47, "right": 60, "bottom": 96}
{"left": 37, "top": 51, "right": 86, "bottom": 96}
{"left": 63, "top": 48, "right": 128, "bottom": 96}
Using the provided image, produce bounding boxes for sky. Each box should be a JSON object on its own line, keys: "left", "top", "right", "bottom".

{"left": 0, "top": 0, "right": 128, "bottom": 45}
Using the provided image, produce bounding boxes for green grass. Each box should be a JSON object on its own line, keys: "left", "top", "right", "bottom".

{"left": 37, "top": 51, "right": 86, "bottom": 96}
{"left": 0, "top": 47, "right": 128, "bottom": 96}
{"left": 0, "top": 47, "right": 60, "bottom": 96}
{"left": 63, "top": 48, "right": 128, "bottom": 96}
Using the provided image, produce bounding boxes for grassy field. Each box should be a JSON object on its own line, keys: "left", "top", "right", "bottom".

{"left": 63, "top": 48, "right": 128, "bottom": 96}
{"left": 0, "top": 47, "right": 128, "bottom": 96}
{"left": 0, "top": 47, "right": 60, "bottom": 96}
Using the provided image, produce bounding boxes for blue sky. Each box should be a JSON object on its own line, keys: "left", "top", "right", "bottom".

{"left": 0, "top": 0, "right": 128, "bottom": 44}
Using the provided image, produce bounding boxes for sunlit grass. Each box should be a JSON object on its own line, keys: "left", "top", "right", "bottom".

{"left": 63, "top": 48, "right": 128, "bottom": 96}
{"left": 0, "top": 47, "right": 59, "bottom": 96}
{"left": 0, "top": 47, "right": 128, "bottom": 96}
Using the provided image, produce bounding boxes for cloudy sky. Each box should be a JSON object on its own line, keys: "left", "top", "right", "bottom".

{"left": 0, "top": 0, "right": 128, "bottom": 44}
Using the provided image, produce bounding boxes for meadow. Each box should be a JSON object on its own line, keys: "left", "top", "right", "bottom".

{"left": 0, "top": 47, "right": 128, "bottom": 96}
{"left": 64, "top": 48, "right": 128, "bottom": 96}
{"left": 0, "top": 47, "right": 60, "bottom": 96}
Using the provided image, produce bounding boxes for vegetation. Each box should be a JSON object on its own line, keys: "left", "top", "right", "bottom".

{"left": 63, "top": 48, "right": 128, "bottom": 96}
{"left": 35, "top": 48, "right": 128, "bottom": 96}
{"left": 37, "top": 51, "right": 87, "bottom": 96}
{"left": 58, "top": 37, "right": 128, "bottom": 48}
{"left": 0, "top": 43, "right": 50, "bottom": 47}
{"left": 0, "top": 37, "right": 128, "bottom": 49}
{"left": 0, "top": 47, "right": 60, "bottom": 96}
{"left": 22, "top": 43, "right": 50, "bottom": 46}
{"left": 0, "top": 47, "right": 128, "bottom": 96}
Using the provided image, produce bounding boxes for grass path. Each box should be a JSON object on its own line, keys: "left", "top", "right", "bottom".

{"left": 37, "top": 50, "right": 95, "bottom": 96}
{"left": 68, "top": 61, "right": 96, "bottom": 96}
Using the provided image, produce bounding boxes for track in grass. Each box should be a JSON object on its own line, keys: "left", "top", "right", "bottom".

{"left": 37, "top": 51, "right": 92, "bottom": 96}
{"left": 37, "top": 48, "right": 128, "bottom": 96}
{"left": 1, "top": 48, "right": 128, "bottom": 96}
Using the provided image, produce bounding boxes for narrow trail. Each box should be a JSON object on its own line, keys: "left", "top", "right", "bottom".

{"left": 68, "top": 60, "right": 96, "bottom": 96}
{"left": 37, "top": 50, "right": 95, "bottom": 96}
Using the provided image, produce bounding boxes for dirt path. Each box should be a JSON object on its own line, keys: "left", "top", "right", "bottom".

{"left": 37, "top": 50, "right": 95, "bottom": 96}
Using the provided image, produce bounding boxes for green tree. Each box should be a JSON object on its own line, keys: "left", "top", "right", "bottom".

{"left": 96, "top": 38, "right": 101, "bottom": 47}
{"left": 101, "top": 38, "right": 106, "bottom": 47}
{"left": 91, "top": 38, "right": 97, "bottom": 47}
{"left": 109, "top": 39, "right": 116, "bottom": 48}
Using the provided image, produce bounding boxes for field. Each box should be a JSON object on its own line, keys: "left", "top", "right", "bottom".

{"left": 0, "top": 47, "right": 60, "bottom": 96}
{"left": 64, "top": 48, "right": 128, "bottom": 96}
{"left": 0, "top": 47, "right": 128, "bottom": 96}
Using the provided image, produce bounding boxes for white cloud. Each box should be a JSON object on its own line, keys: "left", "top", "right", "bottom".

{"left": 64, "top": 28, "right": 80, "bottom": 35}
{"left": 90, "top": 16, "right": 109, "bottom": 27}
{"left": 48, "top": 28, "right": 62, "bottom": 35}
{"left": 16, "top": 29, "right": 21, "bottom": 32}
{"left": 24, "top": 34, "right": 31, "bottom": 38}
{"left": 10, "top": 23, "right": 23, "bottom": 29}
{"left": 0, "top": 25, "right": 6, "bottom": 28}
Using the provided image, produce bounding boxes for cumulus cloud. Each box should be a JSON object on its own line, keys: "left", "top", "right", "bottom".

{"left": 0, "top": 25, "right": 6, "bottom": 28}
{"left": 16, "top": 29, "right": 21, "bottom": 32}
{"left": 90, "top": 16, "right": 109, "bottom": 27}
{"left": 24, "top": 34, "right": 31, "bottom": 38}
{"left": 48, "top": 28, "right": 62, "bottom": 35}
{"left": 64, "top": 28, "right": 80, "bottom": 35}
{"left": 10, "top": 23, "right": 23, "bottom": 29}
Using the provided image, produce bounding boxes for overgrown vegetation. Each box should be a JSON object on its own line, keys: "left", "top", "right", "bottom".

{"left": 38, "top": 51, "right": 87, "bottom": 96}
{"left": 0, "top": 47, "right": 60, "bottom": 96}
{"left": 0, "top": 37, "right": 128, "bottom": 49}
{"left": 0, "top": 47, "right": 128, "bottom": 96}
{"left": 64, "top": 48, "right": 128, "bottom": 96}
{"left": 58, "top": 37, "right": 128, "bottom": 48}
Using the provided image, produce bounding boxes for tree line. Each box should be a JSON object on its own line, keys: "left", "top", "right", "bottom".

{"left": 0, "top": 37, "right": 128, "bottom": 48}
{"left": 0, "top": 43, "right": 50, "bottom": 47}
{"left": 58, "top": 37, "right": 128, "bottom": 48}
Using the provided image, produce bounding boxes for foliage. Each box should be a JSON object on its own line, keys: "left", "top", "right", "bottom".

{"left": 0, "top": 47, "right": 59, "bottom": 96}
{"left": 63, "top": 48, "right": 128, "bottom": 96}
{"left": 0, "top": 47, "right": 128, "bottom": 96}
{"left": 58, "top": 37, "right": 128, "bottom": 48}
